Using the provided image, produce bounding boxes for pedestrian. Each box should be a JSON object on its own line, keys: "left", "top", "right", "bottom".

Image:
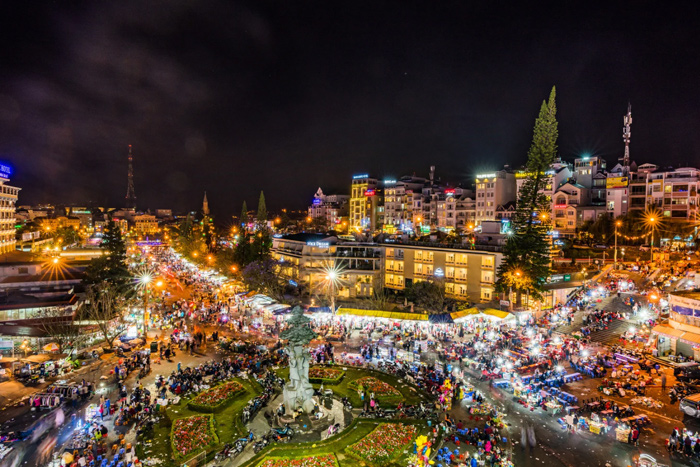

{"left": 661, "top": 373, "right": 667, "bottom": 391}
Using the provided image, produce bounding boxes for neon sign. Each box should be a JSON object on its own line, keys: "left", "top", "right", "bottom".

{"left": 364, "top": 189, "right": 376, "bottom": 196}
{"left": 353, "top": 174, "right": 369, "bottom": 179}
{"left": 0, "top": 163, "right": 11, "bottom": 180}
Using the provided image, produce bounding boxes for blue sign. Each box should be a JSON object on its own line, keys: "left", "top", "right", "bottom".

{"left": 434, "top": 268, "right": 445, "bottom": 277}
{"left": 353, "top": 174, "right": 369, "bottom": 179}
{"left": 312, "top": 198, "right": 322, "bottom": 205}
{"left": 289, "top": 280, "right": 298, "bottom": 287}
{"left": 0, "top": 163, "right": 11, "bottom": 180}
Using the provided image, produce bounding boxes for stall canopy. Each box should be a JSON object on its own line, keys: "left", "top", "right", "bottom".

{"left": 652, "top": 324, "right": 700, "bottom": 346}
{"left": 428, "top": 313, "right": 454, "bottom": 324}
{"left": 307, "top": 306, "right": 332, "bottom": 313}
{"left": 337, "top": 308, "right": 429, "bottom": 321}
{"left": 450, "top": 308, "right": 480, "bottom": 321}
{"left": 482, "top": 309, "right": 513, "bottom": 320}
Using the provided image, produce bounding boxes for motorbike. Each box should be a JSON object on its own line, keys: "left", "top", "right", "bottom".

{"left": 341, "top": 397, "right": 353, "bottom": 411}
{"left": 253, "top": 434, "right": 271, "bottom": 453}
{"left": 215, "top": 443, "right": 234, "bottom": 461}
{"left": 326, "top": 423, "right": 341, "bottom": 437}
{"left": 270, "top": 424, "right": 294, "bottom": 442}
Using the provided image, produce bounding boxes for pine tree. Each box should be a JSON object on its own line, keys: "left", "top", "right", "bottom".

{"left": 240, "top": 201, "right": 248, "bottom": 227}
{"left": 83, "top": 218, "right": 131, "bottom": 292}
{"left": 496, "top": 86, "right": 558, "bottom": 304}
{"left": 257, "top": 191, "right": 268, "bottom": 226}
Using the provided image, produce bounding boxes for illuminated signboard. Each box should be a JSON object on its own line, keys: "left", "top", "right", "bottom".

{"left": 606, "top": 176, "right": 629, "bottom": 189}
{"left": 306, "top": 241, "right": 330, "bottom": 248}
{"left": 434, "top": 268, "right": 445, "bottom": 277}
{"left": 384, "top": 179, "right": 397, "bottom": 184}
{"left": 353, "top": 174, "right": 369, "bottom": 179}
{"left": 364, "top": 189, "right": 376, "bottom": 196}
{"left": 476, "top": 173, "right": 496, "bottom": 179}
{"left": 312, "top": 198, "right": 322, "bottom": 205}
{"left": 445, "top": 189, "right": 455, "bottom": 196}
{"left": 0, "top": 163, "right": 11, "bottom": 180}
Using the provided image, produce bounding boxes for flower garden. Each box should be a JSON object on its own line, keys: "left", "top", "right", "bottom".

{"left": 345, "top": 423, "right": 418, "bottom": 466}
{"left": 187, "top": 380, "right": 245, "bottom": 412}
{"left": 170, "top": 414, "right": 219, "bottom": 460}
{"left": 348, "top": 376, "right": 402, "bottom": 402}
{"left": 257, "top": 454, "right": 339, "bottom": 467}
{"left": 308, "top": 366, "right": 345, "bottom": 384}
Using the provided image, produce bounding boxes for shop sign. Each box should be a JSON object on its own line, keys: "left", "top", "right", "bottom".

{"left": 0, "top": 340, "right": 13, "bottom": 350}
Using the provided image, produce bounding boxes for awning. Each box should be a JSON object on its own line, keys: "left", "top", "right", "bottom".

{"left": 679, "top": 330, "right": 700, "bottom": 346}
{"left": 482, "top": 309, "right": 513, "bottom": 320}
{"left": 336, "top": 308, "right": 428, "bottom": 321}
{"left": 450, "top": 307, "right": 480, "bottom": 320}
{"left": 651, "top": 324, "right": 685, "bottom": 339}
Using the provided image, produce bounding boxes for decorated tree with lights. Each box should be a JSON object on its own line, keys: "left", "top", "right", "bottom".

{"left": 83, "top": 218, "right": 130, "bottom": 291}
{"left": 496, "top": 87, "right": 558, "bottom": 305}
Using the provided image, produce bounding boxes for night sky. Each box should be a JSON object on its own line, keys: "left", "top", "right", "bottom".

{"left": 1, "top": 1, "right": 699, "bottom": 218}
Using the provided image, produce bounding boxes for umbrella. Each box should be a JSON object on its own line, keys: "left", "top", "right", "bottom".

{"left": 43, "top": 343, "right": 59, "bottom": 352}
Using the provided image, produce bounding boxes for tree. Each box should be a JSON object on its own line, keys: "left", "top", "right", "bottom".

{"left": 83, "top": 219, "right": 131, "bottom": 291}
{"left": 78, "top": 282, "right": 129, "bottom": 349}
{"left": 241, "top": 259, "right": 285, "bottom": 301}
{"left": 39, "top": 307, "right": 84, "bottom": 353}
{"left": 496, "top": 87, "right": 558, "bottom": 303}
{"left": 407, "top": 278, "right": 454, "bottom": 314}
{"left": 240, "top": 201, "right": 249, "bottom": 228}
{"left": 368, "top": 272, "right": 393, "bottom": 311}
{"left": 257, "top": 191, "right": 268, "bottom": 227}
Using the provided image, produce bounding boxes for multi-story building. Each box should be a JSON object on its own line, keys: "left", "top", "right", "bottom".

{"left": 455, "top": 195, "right": 476, "bottom": 232}
{"left": 308, "top": 188, "right": 349, "bottom": 228}
{"left": 272, "top": 233, "right": 382, "bottom": 298}
{"left": 552, "top": 182, "right": 588, "bottom": 237}
{"left": 349, "top": 174, "right": 379, "bottom": 232}
{"left": 605, "top": 165, "right": 630, "bottom": 218}
{"left": 383, "top": 176, "right": 427, "bottom": 233}
{"left": 475, "top": 167, "right": 516, "bottom": 224}
{"left": 573, "top": 155, "right": 606, "bottom": 191}
{"left": 0, "top": 164, "right": 20, "bottom": 254}
{"left": 384, "top": 243, "right": 502, "bottom": 303}
{"left": 134, "top": 214, "right": 159, "bottom": 236}
{"left": 628, "top": 165, "right": 700, "bottom": 221}
{"left": 42, "top": 216, "right": 81, "bottom": 232}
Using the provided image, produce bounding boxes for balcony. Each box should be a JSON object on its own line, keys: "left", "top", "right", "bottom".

{"left": 455, "top": 276, "right": 468, "bottom": 283}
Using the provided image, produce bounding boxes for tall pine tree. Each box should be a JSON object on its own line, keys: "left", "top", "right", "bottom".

{"left": 83, "top": 218, "right": 131, "bottom": 292}
{"left": 257, "top": 191, "right": 268, "bottom": 227}
{"left": 496, "top": 86, "right": 558, "bottom": 304}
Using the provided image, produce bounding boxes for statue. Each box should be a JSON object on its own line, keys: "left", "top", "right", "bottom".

{"left": 280, "top": 306, "right": 318, "bottom": 413}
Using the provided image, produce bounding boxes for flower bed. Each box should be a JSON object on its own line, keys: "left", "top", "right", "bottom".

{"left": 348, "top": 376, "right": 402, "bottom": 402}
{"left": 257, "top": 454, "right": 339, "bottom": 467}
{"left": 170, "top": 414, "right": 218, "bottom": 460}
{"left": 308, "top": 366, "right": 345, "bottom": 384}
{"left": 188, "top": 380, "right": 245, "bottom": 412}
{"left": 346, "top": 423, "right": 418, "bottom": 466}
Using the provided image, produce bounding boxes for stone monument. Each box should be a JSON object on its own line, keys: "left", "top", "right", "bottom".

{"left": 280, "top": 306, "right": 318, "bottom": 413}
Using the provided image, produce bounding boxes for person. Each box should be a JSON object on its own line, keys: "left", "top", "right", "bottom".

{"left": 661, "top": 373, "right": 667, "bottom": 391}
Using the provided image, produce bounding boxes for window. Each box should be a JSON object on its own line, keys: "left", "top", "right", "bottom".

{"left": 482, "top": 256, "right": 494, "bottom": 268}
{"left": 481, "top": 290, "right": 491, "bottom": 300}
{"left": 18, "top": 267, "right": 29, "bottom": 275}
{"left": 481, "top": 271, "right": 493, "bottom": 283}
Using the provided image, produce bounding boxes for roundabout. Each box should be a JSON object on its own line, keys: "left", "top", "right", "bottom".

{"left": 137, "top": 308, "right": 433, "bottom": 467}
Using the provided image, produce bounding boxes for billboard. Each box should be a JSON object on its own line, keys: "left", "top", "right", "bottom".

{"left": 606, "top": 176, "right": 629, "bottom": 189}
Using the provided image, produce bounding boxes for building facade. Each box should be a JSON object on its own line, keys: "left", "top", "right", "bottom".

{"left": 349, "top": 175, "right": 379, "bottom": 232}
{"left": 384, "top": 243, "right": 502, "bottom": 303}
{"left": 651, "top": 291, "right": 700, "bottom": 361}
{"left": 475, "top": 168, "right": 516, "bottom": 224}
{"left": 308, "top": 188, "right": 349, "bottom": 228}
{"left": 0, "top": 165, "right": 20, "bottom": 254}
{"left": 134, "top": 214, "right": 159, "bottom": 236}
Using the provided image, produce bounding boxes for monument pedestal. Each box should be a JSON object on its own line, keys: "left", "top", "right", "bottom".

{"left": 283, "top": 383, "right": 314, "bottom": 413}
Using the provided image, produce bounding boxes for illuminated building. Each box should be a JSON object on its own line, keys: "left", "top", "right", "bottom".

{"left": 134, "top": 214, "right": 159, "bottom": 235}
{"left": 628, "top": 165, "right": 700, "bottom": 221}
{"left": 349, "top": 174, "right": 379, "bottom": 232}
{"left": 475, "top": 167, "right": 516, "bottom": 224}
{"left": 0, "top": 163, "right": 20, "bottom": 254}
{"left": 308, "top": 188, "right": 349, "bottom": 227}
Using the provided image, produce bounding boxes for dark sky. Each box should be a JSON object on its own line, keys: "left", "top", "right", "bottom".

{"left": 1, "top": 1, "right": 699, "bottom": 218}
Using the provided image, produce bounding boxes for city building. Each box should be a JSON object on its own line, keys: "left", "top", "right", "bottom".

{"left": 134, "top": 214, "right": 159, "bottom": 236}
{"left": 42, "top": 216, "right": 81, "bottom": 231}
{"left": 573, "top": 155, "right": 606, "bottom": 191}
{"left": 0, "top": 163, "right": 20, "bottom": 254}
{"left": 349, "top": 174, "right": 380, "bottom": 232}
{"left": 271, "top": 233, "right": 382, "bottom": 298}
{"left": 552, "top": 182, "right": 588, "bottom": 238}
{"left": 628, "top": 165, "right": 700, "bottom": 221}
{"left": 384, "top": 242, "right": 502, "bottom": 303}
{"left": 308, "top": 188, "right": 349, "bottom": 228}
{"left": 455, "top": 195, "right": 477, "bottom": 232}
{"left": 383, "top": 176, "right": 427, "bottom": 233}
{"left": 475, "top": 167, "right": 516, "bottom": 224}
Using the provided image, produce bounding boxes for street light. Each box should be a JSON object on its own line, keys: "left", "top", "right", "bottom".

{"left": 139, "top": 273, "right": 153, "bottom": 334}
{"left": 614, "top": 220, "right": 622, "bottom": 270}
